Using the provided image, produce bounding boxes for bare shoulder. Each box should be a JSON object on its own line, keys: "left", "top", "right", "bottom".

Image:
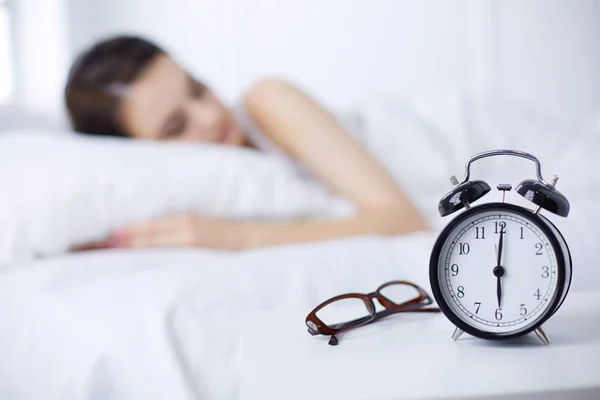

{"left": 245, "top": 77, "right": 298, "bottom": 96}
{"left": 243, "top": 78, "right": 302, "bottom": 111}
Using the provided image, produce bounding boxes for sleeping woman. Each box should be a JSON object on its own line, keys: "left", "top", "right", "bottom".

{"left": 65, "top": 35, "right": 428, "bottom": 251}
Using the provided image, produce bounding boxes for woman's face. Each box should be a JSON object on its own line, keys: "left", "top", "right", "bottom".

{"left": 119, "top": 54, "right": 247, "bottom": 145}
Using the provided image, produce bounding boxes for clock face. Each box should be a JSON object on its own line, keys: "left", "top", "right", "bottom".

{"left": 431, "top": 203, "right": 565, "bottom": 337}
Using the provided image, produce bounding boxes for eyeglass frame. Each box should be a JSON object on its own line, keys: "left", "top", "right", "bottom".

{"left": 305, "top": 280, "right": 441, "bottom": 345}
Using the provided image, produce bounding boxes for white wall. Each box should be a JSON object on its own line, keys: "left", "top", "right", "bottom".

{"left": 230, "top": 0, "right": 476, "bottom": 108}
{"left": 494, "top": 0, "right": 600, "bottom": 116}
{"left": 0, "top": 4, "right": 13, "bottom": 103}
{"left": 12, "top": 0, "right": 69, "bottom": 120}
{"left": 10, "top": 0, "right": 598, "bottom": 118}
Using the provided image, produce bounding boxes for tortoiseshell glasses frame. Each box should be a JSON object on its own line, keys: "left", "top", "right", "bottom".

{"left": 305, "top": 280, "right": 441, "bottom": 345}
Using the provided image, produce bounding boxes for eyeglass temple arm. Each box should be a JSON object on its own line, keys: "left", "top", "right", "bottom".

{"left": 329, "top": 315, "right": 373, "bottom": 331}
{"left": 329, "top": 304, "right": 440, "bottom": 331}
{"left": 369, "top": 306, "right": 440, "bottom": 323}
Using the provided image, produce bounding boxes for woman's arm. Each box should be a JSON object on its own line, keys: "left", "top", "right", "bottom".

{"left": 99, "top": 207, "right": 421, "bottom": 252}
{"left": 244, "top": 79, "right": 428, "bottom": 231}
{"left": 240, "top": 206, "right": 422, "bottom": 250}
{"left": 97, "top": 79, "right": 428, "bottom": 252}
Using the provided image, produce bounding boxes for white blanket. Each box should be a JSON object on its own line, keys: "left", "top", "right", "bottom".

{"left": 0, "top": 233, "right": 434, "bottom": 400}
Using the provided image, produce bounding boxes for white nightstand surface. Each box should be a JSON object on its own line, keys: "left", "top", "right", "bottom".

{"left": 238, "top": 291, "right": 600, "bottom": 400}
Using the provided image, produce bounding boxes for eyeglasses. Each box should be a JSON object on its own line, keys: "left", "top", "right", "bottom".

{"left": 305, "top": 280, "right": 441, "bottom": 345}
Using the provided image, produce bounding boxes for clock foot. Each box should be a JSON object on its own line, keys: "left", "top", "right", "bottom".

{"left": 452, "top": 327, "right": 464, "bottom": 341}
{"left": 534, "top": 326, "right": 550, "bottom": 345}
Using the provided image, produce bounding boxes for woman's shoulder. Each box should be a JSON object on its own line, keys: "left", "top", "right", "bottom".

{"left": 230, "top": 87, "right": 280, "bottom": 155}
{"left": 243, "top": 77, "right": 296, "bottom": 95}
{"left": 234, "top": 77, "right": 297, "bottom": 148}
{"left": 242, "top": 78, "right": 301, "bottom": 113}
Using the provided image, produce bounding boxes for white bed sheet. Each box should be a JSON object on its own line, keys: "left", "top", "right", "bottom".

{"left": 0, "top": 233, "right": 435, "bottom": 400}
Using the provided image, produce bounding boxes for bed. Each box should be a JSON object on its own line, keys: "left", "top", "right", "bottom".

{"left": 0, "top": 93, "right": 599, "bottom": 399}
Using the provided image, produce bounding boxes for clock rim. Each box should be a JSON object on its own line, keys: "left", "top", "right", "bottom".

{"left": 539, "top": 213, "right": 573, "bottom": 317}
{"left": 429, "top": 202, "right": 568, "bottom": 341}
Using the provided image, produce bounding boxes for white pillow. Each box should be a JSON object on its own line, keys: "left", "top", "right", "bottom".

{"left": 0, "top": 130, "right": 354, "bottom": 268}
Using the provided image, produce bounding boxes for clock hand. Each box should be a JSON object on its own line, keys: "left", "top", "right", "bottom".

{"left": 496, "top": 275, "right": 502, "bottom": 308}
{"left": 497, "top": 229, "right": 504, "bottom": 267}
{"left": 494, "top": 231, "right": 505, "bottom": 308}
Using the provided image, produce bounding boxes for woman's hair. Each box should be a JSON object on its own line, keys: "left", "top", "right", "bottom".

{"left": 64, "top": 35, "right": 165, "bottom": 137}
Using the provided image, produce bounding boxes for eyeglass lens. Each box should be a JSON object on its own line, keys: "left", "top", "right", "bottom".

{"left": 378, "top": 283, "right": 422, "bottom": 305}
{"left": 315, "top": 297, "right": 371, "bottom": 328}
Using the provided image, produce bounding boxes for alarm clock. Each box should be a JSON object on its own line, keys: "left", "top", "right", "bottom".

{"left": 429, "top": 149, "right": 572, "bottom": 345}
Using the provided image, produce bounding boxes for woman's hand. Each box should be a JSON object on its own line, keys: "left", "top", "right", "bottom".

{"left": 107, "top": 214, "right": 246, "bottom": 251}
{"left": 71, "top": 204, "right": 424, "bottom": 253}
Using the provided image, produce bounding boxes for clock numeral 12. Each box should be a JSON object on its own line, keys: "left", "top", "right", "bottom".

{"left": 495, "top": 221, "right": 506, "bottom": 234}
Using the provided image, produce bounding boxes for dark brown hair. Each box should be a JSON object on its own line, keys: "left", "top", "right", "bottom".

{"left": 64, "top": 35, "right": 165, "bottom": 137}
